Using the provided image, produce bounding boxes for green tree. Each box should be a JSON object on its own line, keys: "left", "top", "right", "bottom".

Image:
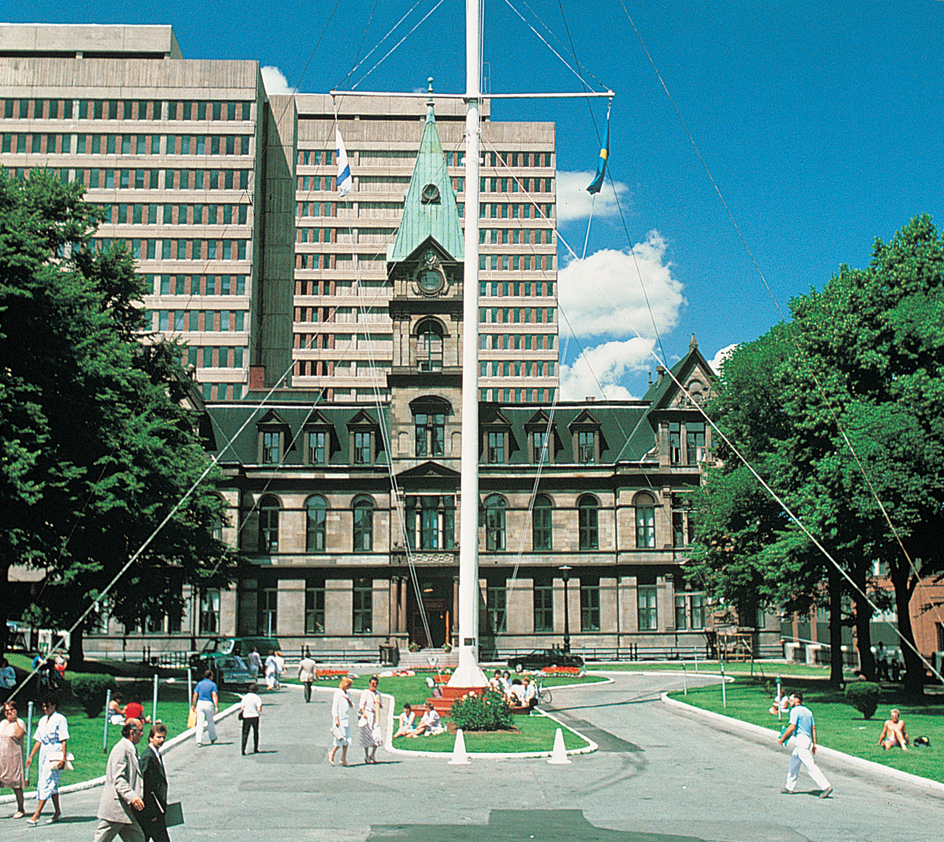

{"left": 0, "top": 169, "right": 237, "bottom": 663}
{"left": 689, "top": 215, "right": 944, "bottom": 695}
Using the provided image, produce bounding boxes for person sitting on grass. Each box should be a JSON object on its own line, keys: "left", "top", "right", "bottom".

{"left": 393, "top": 703, "right": 415, "bottom": 738}
{"left": 409, "top": 702, "right": 444, "bottom": 737}
{"left": 108, "top": 693, "right": 125, "bottom": 726}
{"left": 509, "top": 678, "right": 526, "bottom": 707}
{"left": 769, "top": 688, "right": 788, "bottom": 715}
{"left": 877, "top": 709, "right": 910, "bottom": 750}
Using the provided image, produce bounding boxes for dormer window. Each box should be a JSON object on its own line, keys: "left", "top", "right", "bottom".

{"left": 348, "top": 410, "right": 381, "bottom": 465}
{"left": 307, "top": 429, "right": 329, "bottom": 465}
{"left": 525, "top": 410, "right": 556, "bottom": 465}
{"left": 569, "top": 410, "right": 603, "bottom": 464}
{"left": 487, "top": 431, "right": 506, "bottom": 464}
{"left": 257, "top": 412, "right": 289, "bottom": 464}
{"left": 576, "top": 430, "right": 596, "bottom": 464}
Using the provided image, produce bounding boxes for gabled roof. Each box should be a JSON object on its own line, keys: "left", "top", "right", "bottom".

{"left": 642, "top": 335, "right": 718, "bottom": 411}
{"left": 387, "top": 97, "right": 464, "bottom": 264}
{"left": 396, "top": 460, "right": 461, "bottom": 481}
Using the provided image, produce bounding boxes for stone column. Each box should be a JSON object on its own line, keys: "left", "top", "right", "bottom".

{"left": 325, "top": 579, "right": 351, "bottom": 637}
{"left": 278, "top": 579, "right": 305, "bottom": 638}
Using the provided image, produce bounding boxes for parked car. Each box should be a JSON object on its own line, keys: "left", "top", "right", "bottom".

{"left": 201, "top": 654, "right": 254, "bottom": 690}
{"left": 188, "top": 636, "right": 281, "bottom": 672}
{"left": 508, "top": 648, "right": 585, "bottom": 673}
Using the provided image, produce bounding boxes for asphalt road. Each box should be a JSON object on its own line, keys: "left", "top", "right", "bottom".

{"left": 6, "top": 672, "right": 942, "bottom": 841}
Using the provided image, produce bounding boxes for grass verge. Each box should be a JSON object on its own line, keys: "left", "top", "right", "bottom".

{"left": 669, "top": 676, "right": 944, "bottom": 784}
{"left": 392, "top": 713, "right": 588, "bottom": 754}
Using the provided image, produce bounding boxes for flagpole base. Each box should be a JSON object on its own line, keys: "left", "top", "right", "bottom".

{"left": 448, "top": 646, "right": 488, "bottom": 688}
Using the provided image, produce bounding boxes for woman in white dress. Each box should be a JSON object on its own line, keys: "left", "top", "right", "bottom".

{"left": 329, "top": 676, "right": 354, "bottom": 766}
{"left": 24, "top": 694, "right": 69, "bottom": 825}
{"left": 358, "top": 675, "right": 383, "bottom": 764}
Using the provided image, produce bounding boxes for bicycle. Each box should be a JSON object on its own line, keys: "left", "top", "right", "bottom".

{"left": 535, "top": 675, "right": 552, "bottom": 706}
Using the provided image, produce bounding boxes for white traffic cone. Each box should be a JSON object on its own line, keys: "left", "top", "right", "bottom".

{"left": 547, "top": 727, "right": 571, "bottom": 764}
{"left": 449, "top": 727, "right": 471, "bottom": 765}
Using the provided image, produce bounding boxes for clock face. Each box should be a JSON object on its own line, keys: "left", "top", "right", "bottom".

{"left": 421, "top": 183, "right": 441, "bottom": 204}
{"left": 419, "top": 268, "right": 442, "bottom": 292}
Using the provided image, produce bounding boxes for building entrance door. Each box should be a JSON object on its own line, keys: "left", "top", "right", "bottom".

{"left": 408, "top": 579, "right": 452, "bottom": 649}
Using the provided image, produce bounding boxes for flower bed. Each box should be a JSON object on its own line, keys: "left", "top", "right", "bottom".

{"left": 316, "top": 669, "right": 350, "bottom": 679}
{"left": 541, "top": 665, "right": 581, "bottom": 676}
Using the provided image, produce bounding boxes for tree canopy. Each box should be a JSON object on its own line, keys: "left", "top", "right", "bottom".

{"left": 0, "top": 169, "right": 237, "bottom": 660}
{"left": 687, "top": 215, "right": 944, "bottom": 694}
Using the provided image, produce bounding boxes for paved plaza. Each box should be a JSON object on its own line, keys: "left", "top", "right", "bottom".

{"left": 4, "top": 672, "right": 942, "bottom": 841}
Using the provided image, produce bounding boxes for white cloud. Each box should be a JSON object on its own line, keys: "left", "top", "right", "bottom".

{"left": 558, "top": 232, "right": 685, "bottom": 341}
{"left": 708, "top": 343, "right": 738, "bottom": 376}
{"left": 261, "top": 66, "right": 294, "bottom": 95}
{"left": 556, "top": 170, "right": 630, "bottom": 223}
{"left": 559, "top": 337, "right": 654, "bottom": 401}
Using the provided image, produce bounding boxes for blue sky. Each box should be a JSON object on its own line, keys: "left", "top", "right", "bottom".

{"left": 5, "top": 1, "right": 944, "bottom": 398}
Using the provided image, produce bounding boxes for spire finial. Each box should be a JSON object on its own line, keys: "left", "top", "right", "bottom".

{"left": 690, "top": 333, "right": 698, "bottom": 350}
{"left": 426, "top": 77, "right": 435, "bottom": 122}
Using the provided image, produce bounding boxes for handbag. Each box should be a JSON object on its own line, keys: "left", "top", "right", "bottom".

{"left": 238, "top": 711, "right": 243, "bottom": 720}
{"left": 357, "top": 714, "right": 369, "bottom": 728}
{"left": 45, "top": 751, "right": 75, "bottom": 771}
{"left": 186, "top": 708, "right": 197, "bottom": 729}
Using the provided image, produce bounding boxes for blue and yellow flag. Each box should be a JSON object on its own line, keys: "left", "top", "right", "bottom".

{"left": 586, "top": 120, "right": 609, "bottom": 195}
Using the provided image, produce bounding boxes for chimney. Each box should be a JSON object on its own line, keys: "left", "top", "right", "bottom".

{"left": 249, "top": 365, "right": 266, "bottom": 391}
{"left": 656, "top": 365, "right": 666, "bottom": 385}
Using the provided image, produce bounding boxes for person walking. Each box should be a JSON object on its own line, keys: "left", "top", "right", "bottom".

{"left": 247, "top": 647, "right": 263, "bottom": 682}
{"left": 778, "top": 692, "right": 832, "bottom": 798}
{"left": 190, "top": 670, "right": 219, "bottom": 747}
{"left": 328, "top": 676, "right": 354, "bottom": 766}
{"left": 92, "top": 719, "right": 146, "bottom": 842}
{"left": 264, "top": 651, "right": 278, "bottom": 690}
{"left": 298, "top": 654, "right": 317, "bottom": 703}
{"left": 240, "top": 684, "right": 262, "bottom": 755}
{"left": 0, "top": 699, "right": 27, "bottom": 818}
{"left": 138, "top": 723, "right": 169, "bottom": 842}
{"left": 358, "top": 675, "right": 383, "bottom": 764}
{"left": 24, "top": 693, "right": 69, "bottom": 825}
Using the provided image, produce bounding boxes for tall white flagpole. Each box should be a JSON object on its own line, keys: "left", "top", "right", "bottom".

{"left": 451, "top": 0, "right": 487, "bottom": 688}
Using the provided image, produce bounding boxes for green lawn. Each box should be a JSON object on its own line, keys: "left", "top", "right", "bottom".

{"left": 593, "top": 660, "right": 848, "bottom": 678}
{"left": 1, "top": 658, "right": 240, "bottom": 795}
{"left": 670, "top": 677, "right": 944, "bottom": 783}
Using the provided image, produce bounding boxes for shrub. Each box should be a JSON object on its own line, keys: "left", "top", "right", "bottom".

{"left": 71, "top": 675, "right": 119, "bottom": 718}
{"left": 449, "top": 689, "right": 512, "bottom": 732}
{"left": 845, "top": 681, "right": 880, "bottom": 720}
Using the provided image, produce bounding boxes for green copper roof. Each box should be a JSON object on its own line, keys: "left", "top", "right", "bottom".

{"left": 387, "top": 99, "right": 465, "bottom": 263}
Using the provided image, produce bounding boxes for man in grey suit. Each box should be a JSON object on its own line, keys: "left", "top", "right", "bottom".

{"left": 92, "top": 719, "right": 146, "bottom": 842}
{"left": 139, "top": 723, "right": 170, "bottom": 842}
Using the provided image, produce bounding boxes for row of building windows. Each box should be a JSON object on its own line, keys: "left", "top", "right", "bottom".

{"left": 480, "top": 254, "right": 555, "bottom": 272}
{"left": 480, "top": 203, "right": 554, "bottom": 220}
{"left": 154, "top": 309, "right": 247, "bottom": 333}
{"left": 297, "top": 150, "right": 334, "bottom": 166}
{"left": 480, "top": 177, "right": 554, "bottom": 194}
{"left": 75, "top": 168, "right": 252, "bottom": 191}
{"left": 181, "top": 345, "right": 247, "bottom": 369}
{"left": 480, "top": 360, "right": 555, "bottom": 378}
{"left": 1, "top": 132, "right": 251, "bottom": 156}
{"left": 480, "top": 229, "right": 555, "bottom": 246}
{"left": 200, "top": 382, "right": 241, "bottom": 400}
{"left": 478, "top": 388, "right": 556, "bottom": 402}
{"left": 151, "top": 274, "right": 248, "bottom": 296}
{"left": 1, "top": 98, "right": 253, "bottom": 122}
{"left": 131, "top": 239, "right": 249, "bottom": 262}
{"left": 251, "top": 492, "right": 666, "bottom": 555}
{"left": 90, "top": 580, "right": 705, "bottom": 638}
{"left": 297, "top": 201, "right": 336, "bottom": 218}
{"left": 480, "top": 306, "right": 556, "bottom": 324}
{"left": 297, "top": 175, "right": 337, "bottom": 191}
{"left": 97, "top": 203, "right": 249, "bottom": 226}
{"left": 479, "top": 333, "right": 557, "bottom": 351}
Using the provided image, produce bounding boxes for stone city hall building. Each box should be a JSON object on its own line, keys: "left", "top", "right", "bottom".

{"left": 1, "top": 23, "right": 780, "bottom": 660}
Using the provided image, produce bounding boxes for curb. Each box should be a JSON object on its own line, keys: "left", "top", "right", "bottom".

{"left": 0, "top": 702, "right": 242, "bottom": 806}
{"left": 660, "top": 691, "right": 944, "bottom": 795}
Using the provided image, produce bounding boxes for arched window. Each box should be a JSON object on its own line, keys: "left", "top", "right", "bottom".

{"left": 578, "top": 495, "right": 599, "bottom": 551}
{"left": 532, "top": 494, "right": 552, "bottom": 551}
{"left": 353, "top": 497, "right": 374, "bottom": 552}
{"left": 416, "top": 319, "right": 444, "bottom": 372}
{"left": 484, "top": 494, "right": 506, "bottom": 551}
{"left": 306, "top": 496, "right": 328, "bottom": 553}
{"left": 258, "top": 496, "right": 280, "bottom": 553}
{"left": 635, "top": 492, "right": 656, "bottom": 548}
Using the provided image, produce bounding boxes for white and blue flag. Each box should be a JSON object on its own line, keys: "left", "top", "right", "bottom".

{"left": 336, "top": 125, "right": 352, "bottom": 198}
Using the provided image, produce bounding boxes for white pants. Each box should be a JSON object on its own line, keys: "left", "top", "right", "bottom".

{"left": 785, "top": 733, "right": 830, "bottom": 791}
{"left": 195, "top": 699, "right": 217, "bottom": 745}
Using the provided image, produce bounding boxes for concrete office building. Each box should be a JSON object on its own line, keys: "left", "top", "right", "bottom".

{"left": 0, "top": 24, "right": 558, "bottom": 403}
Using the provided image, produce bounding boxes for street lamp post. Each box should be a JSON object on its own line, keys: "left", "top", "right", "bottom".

{"left": 559, "top": 565, "right": 572, "bottom": 653}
